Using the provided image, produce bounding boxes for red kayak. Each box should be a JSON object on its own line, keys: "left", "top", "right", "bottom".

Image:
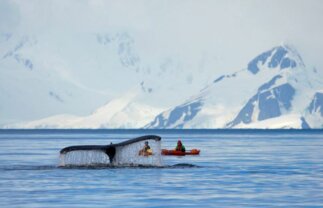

{"left": 161, "top": 149, "right": 200, "bottom": 156}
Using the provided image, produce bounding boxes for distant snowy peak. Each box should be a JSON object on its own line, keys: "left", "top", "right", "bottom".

{"left": 303, "top": 92, "right": 323, "bottom": 128}
{"left": 247, "top": 45, "right": 303, "bottom": 74}
{"left": 308, "top": 92, "right": 323, "bottom": 116}
{"left": 145, "top": 44, "right": 321, "bottom": 129}
{"left": 212, "top": 45, "right": 303, "bottom": 87}
{"left": 96, "top": 32, "right": 140, "bottom": 71}
{"left": 145, "top": 98, "right": 204, "bottom": 129}
{"left": 5, "top": 89, "right": 163, "bottom": 129}
{"left": 225, "top": 44, "right": 319, "bottom": 128}
{"left": 226, "top": 75, "right": 295, "bottom": 128}
{"left": 1, "top": 35, "right": 37, "bottom": 70}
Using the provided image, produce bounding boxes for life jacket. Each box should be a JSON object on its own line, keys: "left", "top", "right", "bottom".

{"left": 176, "top": 142, "right": 185, "bottom": 152}
{"left": 144, "top": 145, "right": 151, "bottom": 152}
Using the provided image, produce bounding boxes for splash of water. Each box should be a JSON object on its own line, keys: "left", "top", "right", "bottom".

{"left": 59, "top": 140, "right": 163, "bottom": 167}
{"left": 59, "top": 150, "right": 110, "bottom": 166}
{"left": 114, "top": 140, "right": 162, "bottom": 166}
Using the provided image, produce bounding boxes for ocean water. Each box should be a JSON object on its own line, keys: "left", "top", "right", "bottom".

{"left": 0, "top": 129, "right": 322, "bottom": 207}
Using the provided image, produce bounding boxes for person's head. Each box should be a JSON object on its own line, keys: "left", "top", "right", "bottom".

{"left": 145, "top": 141, "right": 149, "bottom": 146}
{"left": 177, "top": 140, "right": 182, "bottom": 145}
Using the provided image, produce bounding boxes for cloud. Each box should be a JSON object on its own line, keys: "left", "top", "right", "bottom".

{"left": 0, "top": 0, "right": 20, "bottom": 32}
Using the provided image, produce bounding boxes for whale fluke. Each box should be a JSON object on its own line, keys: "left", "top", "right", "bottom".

{"left": 60, "top": 135, "right": 161, "bottom": 163}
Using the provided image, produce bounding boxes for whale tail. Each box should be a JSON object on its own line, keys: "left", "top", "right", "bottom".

{"left": 59, "top": 135, "right": 162, "bottom": 166}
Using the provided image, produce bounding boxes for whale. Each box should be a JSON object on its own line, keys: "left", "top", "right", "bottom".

{"left": 60, "top": 135, "right": 161, "bottom": 163}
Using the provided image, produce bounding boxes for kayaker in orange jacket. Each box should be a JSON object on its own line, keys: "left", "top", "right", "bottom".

{"left": 175, "top": 140, "right": 186, "bottom": 152}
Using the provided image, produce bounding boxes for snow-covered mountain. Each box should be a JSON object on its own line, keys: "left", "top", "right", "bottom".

{"left": 2, "top": 1, "right": 323, "bottom": 129}
{"left": 304, "top": 92, "right": 323, "bottom": 128}
{"left": 5, "top": 90, "right": 162, "bottom": 129}
{"left": 2, "top": 42, "right": 323, "bottom": 129}
{"left": 146, "top": 45, "right": 323, "bottom": 129}
{"left": 0, "top": 32, "right": 214, "bottom": 126}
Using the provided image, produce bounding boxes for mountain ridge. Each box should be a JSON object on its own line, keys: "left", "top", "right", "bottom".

{"left": 146, "top": 44, "right": 322, "bottom": 129}
{"left": 2, "top": 44, "right": 322, "bottom": 129}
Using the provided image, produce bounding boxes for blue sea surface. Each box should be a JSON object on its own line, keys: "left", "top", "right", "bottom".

{"left": 0, "top": 129, "right": 322, "bottom": 207}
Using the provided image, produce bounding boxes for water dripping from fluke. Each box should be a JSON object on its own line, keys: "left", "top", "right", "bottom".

{"left": 59, "top": 135, "right": 163, "bottom": 167}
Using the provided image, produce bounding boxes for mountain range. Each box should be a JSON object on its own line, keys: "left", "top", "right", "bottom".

{"left": 1, "top": 33, "right": 322, "bottom": 129}
{"left": 146, "top": 45, "right": 323, "bottom": 129}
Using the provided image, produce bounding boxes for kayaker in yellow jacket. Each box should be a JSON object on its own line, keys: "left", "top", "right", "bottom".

{"left": 175, "top": 140, "right": 186, "bottom": 152}
{"left": 139, "top": 141, "right": 152, "bottom": 156}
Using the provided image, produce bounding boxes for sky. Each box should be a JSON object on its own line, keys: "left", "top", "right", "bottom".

{"left": 1, "top": 0, "right": 323, "bottom": 71}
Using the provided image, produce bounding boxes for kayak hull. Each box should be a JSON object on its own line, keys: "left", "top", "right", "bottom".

{"left": 139, "top": 149, "right": 153, "bottom": 156}
{"left": 161, "top": 149, "right": 200, "bottom": 156}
